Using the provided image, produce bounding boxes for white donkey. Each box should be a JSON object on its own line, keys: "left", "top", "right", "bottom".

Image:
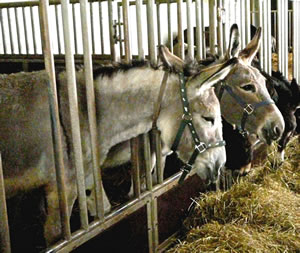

{"left": 2, "top": 46, "right": 235, "bottom": 246}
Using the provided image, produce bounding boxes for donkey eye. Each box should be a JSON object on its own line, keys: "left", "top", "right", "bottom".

{"left": 241, "top": 84, "right": 256, "bottom": 92}
{"left": 202, "top": 116, "right": 214, "bottom": 125}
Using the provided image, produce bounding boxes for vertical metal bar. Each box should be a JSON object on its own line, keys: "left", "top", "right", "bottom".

{"left": 117, "top": 3, "right": 123, "bottom": 58}
{"left": 293, "top": 1, "right": 298, "bottom": 80}
{"left": 147, "top": 200, "right": 154, "bottom": 253}
{"left": 152, "top": 129, "right": 163, "bottom": 184}
{"left": 98, "top": 1, "right": 104, "bottom": 54}
{"left": 240, "top": 0, "right": 245, "bottom": 49}
{"left": 108, "top": 0, "right": 117, "bottom": 61}
{"left": 266, "top": 0, "right": 272, "bottom": 74}
{"left": 55, "top": 4, "right": 61, "bottom": 54}
{"left": 284, "top": 0, "right": 288, "bottom": 77}
{"left": 136, "top": 0, "right": 144, "bottom": 60}
{"left": 22, "top": 7, "right": 29, "bottom": 54}
{"left": 39, "top": 0, "right": 71, "bottom": 240}
{"left": 282, "top": 0, "right": 285, "bottom": 75}
{"left": 263, "top": 0, "right": 267, "bottom": 72}
{"left": 79, "top": 0, "right": 105, "bottom": 221}
{"left": 151, "top": 197, "right": 159, "bottom": 252}
{"left": 273, "top": 11, "right": 277, "bottom": 48}
{"left": 30, "top": 6, "right": 37, "bottom": 54}
{"left": 60, "top": 0, "right": 89, "bottom": 230}
{"left": 264, "top": 0, "right": 268, "bottom": 72}
{"left": 278, "top": 0, "right": 283, "bottom": 73}
{"left": 147, "top": 0, "right": 157, "bottom": 64}
{"left": 216, "top": 0, "right": 223, "bottom": 56}
{"left": 289, "top": 10, "right": 292, "bottom": 53}
{"left": 245, "top": 0, "right": 251, "bottom": 45}
{"left": 186, "top": 0, "right": 194, "bottom": 59}
{"left": 7, "top": 8, "right": 14, "bottom": 54}
{"left": 276, "top": 3, "right": 280, "bottom": 70}
{"left": 15, "top": 7, "right": 22, "bottom": 54}
{"left": 279, "top": 0, "right": 284, "bottom": 73}
{"left": 201, "top": 0, "right": 206, "bottom": 58}
{"left": 195, "top": 0, "right": 203, "bottom": 60}
{"left": 167, "top": 0, "right": 173, "bottom": 53}
{"left": 209, "top": 0, "right": 216, "bottom": 56}
{"left": 0, "top": 154, "right": 11, "bottom": 253}
{"left": 143, "top": 134, "right": 152, "bottom": 191}
{"left": 258, "top": 0, "right": 263, "bottom": 69}
{"left": 122, "top": 0, "right": 131, "bottom": 62}
{"left": 296, "top": 3, "right": 299, "bottom": 81}
{"left": 90, "top": 2, "right": 95, "bottom": 54}
{"left": 0, "top": 9, "right": 7, "bottom": 54}
{"left": 177, "top": 0, "right": 184, "bottom": 59}
{"left": 156, "top": 2, "right": 162, "bottom": 47}
{"left": 72, "top": 3, "right": 78, "bottom": 54}
{"left": 147, "top": 196, "right": 159, "bottom": 253}
{"left": 131, "top": 137, "right": 141, "bottom": 198}
{"left": 222, "top": 0, "right": 228, "bottom": 55}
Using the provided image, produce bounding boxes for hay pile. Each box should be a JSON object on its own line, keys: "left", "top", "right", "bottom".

{"left": 167, "top": 136, "right": 300, "bottom": 252}
{"left": 272, "top": 53, "right": 293, "bottom": 81}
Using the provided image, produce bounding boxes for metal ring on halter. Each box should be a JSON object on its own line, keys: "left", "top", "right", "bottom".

{"left": 182, "top": 113, "right": 193, "bottom": 121}
{"left": 180, "top": 163, "right": 192, "bottom": 173}
{"left": 243, "top": 104, "right": 254, "bottom": 115}
{"left": 195, "top": 142, "right": 207, "bottom": 153}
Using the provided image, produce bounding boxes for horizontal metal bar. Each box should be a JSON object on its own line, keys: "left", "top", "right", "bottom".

{"left": 46, "top": 167, "right": 197, "bottom": 252}
{"left": 0, "top": 0, "right": 112, "bottom": 8}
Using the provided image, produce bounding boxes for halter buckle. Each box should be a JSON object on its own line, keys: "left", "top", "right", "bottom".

{"left": 182, "top": 113, "right": 192, "bottom": 122}
{"left": 238, "top": 128, "right": 248, "bottom": 138}
{"left": 244, "top": 104, "right": 254, "bottom": 115}
{"left": 195, "top": 142, "right": 207, "bottom": 153}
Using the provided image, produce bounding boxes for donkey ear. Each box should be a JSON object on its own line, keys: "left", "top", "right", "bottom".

{"left": 158, "top": 45, "right": 184, "bottom": 72}
{"left": 291, "top": 78, "right": 299, "bottom": 91}
{"left": 291, "top": 78, "right": 300, "bottom": 99}
{"left": 192, "top": 57, "right": 238, "bottom": 94}
{"left": 238, "top": 27, "right": 262, "bottom": 64}
{"left": 224, "top": 24, "right": 240, "bottom": 60}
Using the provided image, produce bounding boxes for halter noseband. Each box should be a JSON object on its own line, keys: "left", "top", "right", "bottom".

{"left": 218, "top": 81, "right": 275, "bottom": 136}
{"left": 171, "top": 73, "right": 226, "bottom": 184}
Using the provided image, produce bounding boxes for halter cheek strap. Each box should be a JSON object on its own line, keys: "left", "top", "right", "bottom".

{"left": 218, "top": 82, "right": 275, "bottom": 135}
{"left": 172, "top": 74, "right": 226, "bottom": 184}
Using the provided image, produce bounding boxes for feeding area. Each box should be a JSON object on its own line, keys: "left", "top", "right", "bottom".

{"left": 167, "top": 136, "right": 300, "bottom": 252}
{"left": 0, "top": 0, "right": 299, "bottom": 253}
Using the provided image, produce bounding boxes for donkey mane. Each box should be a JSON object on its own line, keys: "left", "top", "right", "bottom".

{"left": 92, "top": 59, "right": 203, "bottom": 80}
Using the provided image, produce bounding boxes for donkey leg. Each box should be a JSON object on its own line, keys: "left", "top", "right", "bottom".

{"left": 85, "top": 177, "right": 111, "bottom": 217}
{"left": 43, "top": 184, "right": 62, "bottom": 246}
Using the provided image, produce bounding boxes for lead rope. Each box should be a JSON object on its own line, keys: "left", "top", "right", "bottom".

{"left": 152, "top": 71, "right": 169, "bottom": 129}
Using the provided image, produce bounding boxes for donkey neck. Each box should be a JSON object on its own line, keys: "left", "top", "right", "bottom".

{"left": 94, "top": 66, "right": 185, "bottom": 159}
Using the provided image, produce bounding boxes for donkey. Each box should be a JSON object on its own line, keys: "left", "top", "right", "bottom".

{"left": 172, "top": 24, "right": 284, "bottom": 145}
{"left": 1, "top": 46, "right": 236, "bottom": 246}
{"left": 171, "top": 24, "right": 276, "bottom": 58}
{"left": 88, "top": 24, "right": 285, "bottom": 212}
{"left": 268, "top": 72, "right": 300, "bottom": 159}
{"left": 189, "top": 24, "right": 285, "bottom": 176}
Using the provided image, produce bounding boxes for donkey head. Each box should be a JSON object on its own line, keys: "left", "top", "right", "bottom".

{"left": 158, "top": 46, "right": 239, "bottom": 183}
{"left": 218, "top": 24, "right": 285, "bottom": 145}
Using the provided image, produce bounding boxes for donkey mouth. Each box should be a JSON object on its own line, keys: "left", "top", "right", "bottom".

{"left": 261, "top": 127, "right": 274, "bottom": 145}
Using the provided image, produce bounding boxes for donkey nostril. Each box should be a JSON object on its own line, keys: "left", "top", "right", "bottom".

{"left": 273, "top": 126, "right": 281, "bottom": 139}
{"left": 86, "top": 190, "right": 92, "bottom": 196}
